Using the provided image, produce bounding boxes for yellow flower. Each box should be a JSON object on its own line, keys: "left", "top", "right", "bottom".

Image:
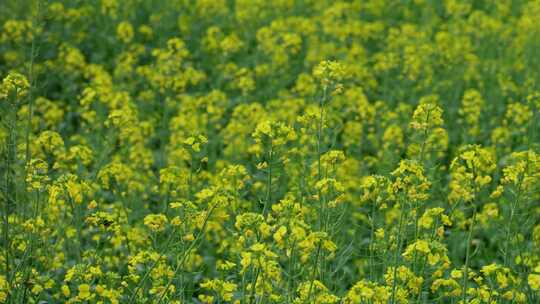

{"left": 459, "top": 89, "right": 484, "bottom": 137}
{"left": 313, "top": 60, "right": 346, "bottom": 87}
{"left": 31, "top": 284, "right": 43, "bottom": 294}
{"left": 480, "top": 263, "right": 499, "bottom": 276}
{"left": 273, "top": 226, "right": 287, "bottom": 244}
{"left": 250, "top": 242, "right": 265, "bottom": 252}
{"left": 61, "top": 285, "right": 70, "bottom": 297}
{"left": 143, "top": 213, "right": 168, "bottom": 232}
{"left": 78, "top": 284, "right": 92, "bottom": 300}
{"left": 403, "top": 240, "right": 431, "bottom": 260}
{"left": 117, "top": 21, "right": 134, "bottom": 43}
{"left": 410, "top": 102, "right": 444, "bottom": 131}
{"left": 0, "top": 71, "right": 30, "bottom": 100}
{"left": 88, "top": 200, "right": 98, "bottom": 209}
{"left": 528, "top": 274, "right": 540, "bottom": 290}
{"left": 183, "top": 233, "right": 195, "bottom": 242}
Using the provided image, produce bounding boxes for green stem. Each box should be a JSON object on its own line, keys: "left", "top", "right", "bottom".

{"left": 390, "top": 203, "right": 406, "bottom": 304}
{"left": 461, "top": 207, "right": 477, "bottom": 303}
{"left": 154, "top": 201, "right": 219, "bottom": 304}
{"left": 3, "top": 101, "right": 18, "bottom": 293}
{"left": 368, "top": 201, "right": 376, "bottom": 281}
{"left": 248, "top": 261, "right": 261, "bottom": 304}
{"left": 262, "top": 143, "right": 273, "bottom": 216}
{"left": 306, "top": 241, "right": 323, "bottom": 302}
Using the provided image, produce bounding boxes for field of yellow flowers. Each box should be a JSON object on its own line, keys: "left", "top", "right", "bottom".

{"left": 1, "top": 0, "right": 540, "bottom": 303}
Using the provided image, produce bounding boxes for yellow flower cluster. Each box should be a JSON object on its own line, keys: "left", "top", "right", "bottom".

{"left": 2, "top": 1, "right": 540, "bottom": 303}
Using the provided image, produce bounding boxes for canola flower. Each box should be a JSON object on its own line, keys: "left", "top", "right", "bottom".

{"left": 1, "top": 1, "right": 540, "bottom": 303}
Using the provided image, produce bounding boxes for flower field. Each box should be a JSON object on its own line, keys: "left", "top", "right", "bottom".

{"left": 2, "top": 0, "right": 540, "bottom": 303}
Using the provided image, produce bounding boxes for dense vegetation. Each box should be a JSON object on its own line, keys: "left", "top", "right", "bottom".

{"left": 1, "top": 0, "right": 540, "bottom": 303}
